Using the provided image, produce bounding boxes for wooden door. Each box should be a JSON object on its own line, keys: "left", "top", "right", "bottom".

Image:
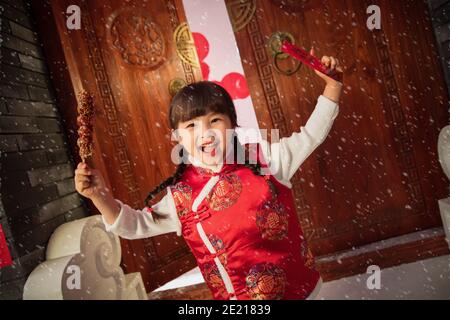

{"left": 32, "top": 0, "right": 202, "bottom": 292}
{"left": 226, "top": 0, "right": 449, "bottom": 278}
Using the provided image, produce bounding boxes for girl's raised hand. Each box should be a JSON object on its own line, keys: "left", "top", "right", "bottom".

{"left": 74, "top": 162, "right": 108, "bottom": 200}
{"left": 311, "top": 47, "right": 344, "bottom": 86}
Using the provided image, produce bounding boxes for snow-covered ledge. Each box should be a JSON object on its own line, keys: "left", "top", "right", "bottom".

{"left": 438, "top": 125, "right": 450, "bottom": 249}
{"left": 23, "top": 215, "right": 147, "bottom": 300}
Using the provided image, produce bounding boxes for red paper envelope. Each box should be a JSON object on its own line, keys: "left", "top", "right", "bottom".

{"left": 0, "top": 224, "right": 13, "bottom": 269}
{"left": 281, "top": 40, "right": 342, "bottom": 83}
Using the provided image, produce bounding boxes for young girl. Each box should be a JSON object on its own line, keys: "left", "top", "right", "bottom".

{"left": 75, "top": 51, "right": 343, "bottom": 300}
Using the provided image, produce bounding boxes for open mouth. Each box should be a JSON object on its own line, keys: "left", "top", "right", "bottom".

{"left": 198, "top": 140, "right": 220, "bottom": 155}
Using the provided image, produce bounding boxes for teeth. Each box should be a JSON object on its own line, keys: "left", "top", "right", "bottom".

{"left": 200, "top": 142, "right": 218, "bottom": 153}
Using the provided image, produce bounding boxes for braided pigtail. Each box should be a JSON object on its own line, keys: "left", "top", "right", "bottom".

{"left": 243, "top": 158, "right": 262, "bottom": 176}
{"left": 144, "top": 148, "right": 187, "bottom": 220}
{"left": 231, "top": 131, "right": 263, "bottom": 176}
{"left": 233, "top": 132, "right": 277, "bottom": 197}
{"left": 144, "top": 162, "right": 186, "bottom": 206}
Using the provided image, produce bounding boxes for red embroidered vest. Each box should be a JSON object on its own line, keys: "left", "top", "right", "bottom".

{"left": 169, "top": 145, "right": 320, "bottom": 300}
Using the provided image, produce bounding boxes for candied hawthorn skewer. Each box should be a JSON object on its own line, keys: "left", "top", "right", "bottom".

{"left": 77, "top": 91, "right": 95, "bottom": 163}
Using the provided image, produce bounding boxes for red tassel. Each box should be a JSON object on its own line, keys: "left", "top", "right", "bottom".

{"left": 0, "top": 224, "right": 13, "bottom": 269}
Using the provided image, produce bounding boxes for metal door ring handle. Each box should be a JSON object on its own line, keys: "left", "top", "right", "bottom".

{"left": 273, "top": 52, "right": 302, "bottom": 76}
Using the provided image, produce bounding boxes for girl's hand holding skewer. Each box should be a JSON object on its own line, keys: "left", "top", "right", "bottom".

{"left": 75, "top": 162, "right": 121, "bottom": 225}
{"left": 74, "top": 162, "right": 108, "bottom": 200}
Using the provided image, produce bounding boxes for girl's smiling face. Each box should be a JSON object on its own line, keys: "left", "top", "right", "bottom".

{"left": 175, "top": 111, "right": 233, "bottom": 166}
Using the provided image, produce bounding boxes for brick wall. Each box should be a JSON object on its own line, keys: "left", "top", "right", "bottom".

{"left": 0, "top": 0, "right": 89, "bottom": 299}
{"left": 428, "top": 0, "right": 450, "bottom": 97}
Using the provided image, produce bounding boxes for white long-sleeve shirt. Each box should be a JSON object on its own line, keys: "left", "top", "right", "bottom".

{"left": 102, "top": 95, "right": 339, "bottom": 239}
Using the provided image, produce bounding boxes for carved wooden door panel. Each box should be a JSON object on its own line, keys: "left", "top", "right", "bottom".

{"left": 33, "top": 0, "right": 202, "bottom": 292}
{"left": 225, "top": 0, "right": 449, "bottom": 277}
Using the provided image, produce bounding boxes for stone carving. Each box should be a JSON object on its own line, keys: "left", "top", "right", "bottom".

{"left": 23, "top": 216, "right": 147, "bottom": 300}
{"left": 438, "top": 125, "right": 450, "bottom": 248}
{"left": 438, "top": 125, "right": 450, "bottom": 181}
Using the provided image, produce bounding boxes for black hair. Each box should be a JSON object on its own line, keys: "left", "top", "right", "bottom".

{"left": 144, "top": 81, "right": 263, "bottom": 217}
{"left": 169, "top": 81, "right": 238, "bottom": 129}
